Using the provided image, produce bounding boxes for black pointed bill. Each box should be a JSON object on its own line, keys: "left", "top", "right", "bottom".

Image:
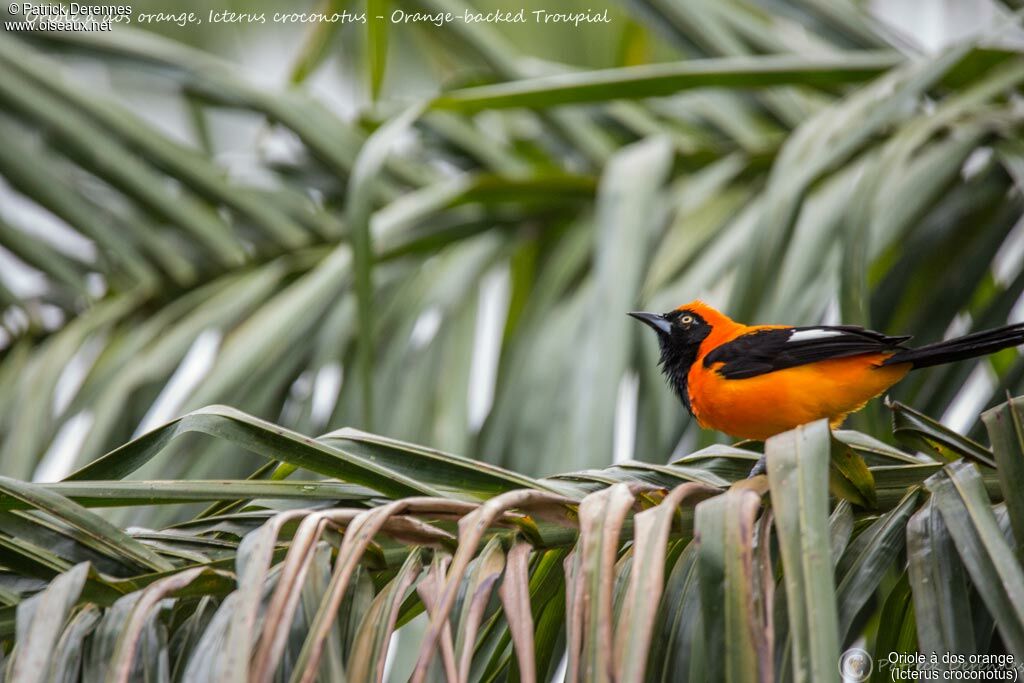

{"left": 628, "top": 311, "right": 672, "bottom": 335}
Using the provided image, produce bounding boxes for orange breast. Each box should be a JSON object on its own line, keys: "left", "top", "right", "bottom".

{"left": 687, "top": 353, "right": 911, "bottom": 441}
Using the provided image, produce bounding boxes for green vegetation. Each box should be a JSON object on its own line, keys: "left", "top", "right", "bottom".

{"left": 0, "top": 399, "right": 1022, "bottom": 680}
{"left": 1, "top": 0, "right": 1023, "bottom": 679}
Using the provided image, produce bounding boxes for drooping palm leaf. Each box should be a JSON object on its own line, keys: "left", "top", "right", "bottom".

{"left": 0, "top": 397, "right": 1017, "bottom": 681}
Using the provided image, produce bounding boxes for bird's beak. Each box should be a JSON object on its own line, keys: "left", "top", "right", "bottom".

{"left": 628, "top": 311, "right": 672, "bottom": 335}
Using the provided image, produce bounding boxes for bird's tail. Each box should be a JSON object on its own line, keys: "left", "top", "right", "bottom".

{"left": 883, "top": 323, "right": 1024, "bottom": 369}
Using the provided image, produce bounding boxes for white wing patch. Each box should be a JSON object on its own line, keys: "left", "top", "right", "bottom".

{"left": 788, "top": 329, "right": 845, "bottom": 342}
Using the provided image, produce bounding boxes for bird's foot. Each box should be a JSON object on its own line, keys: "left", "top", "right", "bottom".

{"left": 748, "top": 455, "right": 767, "bottom": 478}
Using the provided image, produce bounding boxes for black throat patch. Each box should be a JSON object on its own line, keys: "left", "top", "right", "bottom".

{"left": 654, "top": 311, "right": 712, "bottom": 416}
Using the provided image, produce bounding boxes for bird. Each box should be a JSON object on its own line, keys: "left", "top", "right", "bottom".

{"left": 630, "top": 300, "right": 1024, "bottom": 442}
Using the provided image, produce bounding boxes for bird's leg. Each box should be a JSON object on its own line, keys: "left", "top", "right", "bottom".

{"left": 748, "top": 455, "right": 767, "bottom": 478}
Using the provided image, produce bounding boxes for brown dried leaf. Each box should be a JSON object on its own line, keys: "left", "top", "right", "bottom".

{"left": 411, "top": 489, "right": 575, "bottom": 681}
{"left": 575, "top": 483, "right": 635, "bottom": 683}
{"left": 614, "top": 482, "right": 718, "bottom": 683}
{"left": 498, "top": 542, "right": 537, "bottom": 683}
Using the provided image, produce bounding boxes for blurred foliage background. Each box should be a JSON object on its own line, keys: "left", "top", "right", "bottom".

{"left": 1, "top": 0, "right": 1024, "bottom": 506}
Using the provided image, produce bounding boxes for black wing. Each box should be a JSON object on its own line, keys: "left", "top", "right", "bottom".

{"left": 703, "top": 325, "right": 911, "bottom": 380}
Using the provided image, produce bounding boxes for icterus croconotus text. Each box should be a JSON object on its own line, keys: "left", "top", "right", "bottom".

{"left": 630, "top": 301, "right": 1024, "bottom": 441}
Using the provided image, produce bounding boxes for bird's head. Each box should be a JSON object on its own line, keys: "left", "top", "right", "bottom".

{"left": 628, "top": 301, "right": 719, "bottom": 404}
{"left": 628, "top": 305, "right": 713, "bottom": 355}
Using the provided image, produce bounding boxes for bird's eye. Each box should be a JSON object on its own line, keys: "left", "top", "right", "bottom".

{"left": 679, "top": 315, "right": 694, "bottom": 325}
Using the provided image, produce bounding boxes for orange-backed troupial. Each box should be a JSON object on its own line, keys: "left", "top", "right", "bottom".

{"left": 630, "top": 301, "right": 1024, "bottom": 443}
